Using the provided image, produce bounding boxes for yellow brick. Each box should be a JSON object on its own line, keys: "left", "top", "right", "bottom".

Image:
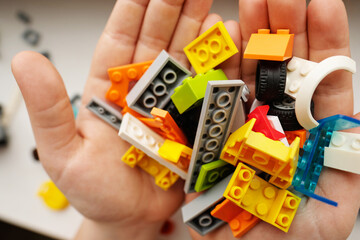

{"left": 223, "top": 163, "right": 256, "bottom": 206}
{"left": 121, "top": 145, "right": 145, "bottom": 168}
{"left": 184, "top": 21, "right": 238, "bottom": 74}
{"left": 220, "top": 119, "right": 256, "bottom": 165}
{"left": 240, "top": 176, "right": 300, "bottom": 232}
{"left": 220, "top": 119, "right": 300, "bottom": 189}
{"left": 158, "top": 139, "right": 192, "bottom": 171}
{"left": 122, "top": 146, "right": 179, "bottom": 191}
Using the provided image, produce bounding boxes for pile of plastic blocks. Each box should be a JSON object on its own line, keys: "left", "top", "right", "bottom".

{"left": 86, "top": 21, "right": 360, "bottom": 237}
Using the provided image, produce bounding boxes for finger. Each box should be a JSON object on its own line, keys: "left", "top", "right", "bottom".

{"left": 307, "top": 0, "right": 353, "bottom": 119}
{"left": 239, "top": 0, "right": 269, "bottom": 101}
{"left": 267, "top": 0, "right": 308, "bottom": 59}
{"left": 199, "top": 13, "right": 223, "bottom": 34}
{"left": 167, "top": 0, "right": 213, "bottom": 67}
{"left": 82, "top": 0, "right": 150, "bottom": 103}
{"left": 132, "top": 0, "right": 185, "bottom": 62}
{"left": 217, "top": 20, "right": 242, "bottom": 80}
{"left": 90, "top": 0, "right": 151, "bottom": 80}
{"left": 11, "top": 51, "right": 80, "bottom": 180}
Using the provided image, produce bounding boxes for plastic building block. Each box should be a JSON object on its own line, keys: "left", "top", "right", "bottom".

{"left": 38, "top": 181, "right": 69, "bottom": 210}
{"left": 122, "top": 146, "right": 179, "bottom": 190}
{"left": 238, "top": 175, "right": 301, "bottom": 232}
{"left": 293, "top": 56, "right": 356, "bottom": 130}
{"left": 126, "top": 50, "right": 191, "bottom": 117}
{"left": 0, "top": 111, "right": 8, "bottom": 146}
{"left": 268, "top": 96, "right": 304, "bottom": 131}
{"left": 244, "top": 29, "right": 294, "bottom": 61}
{"left": 255, "top": 60, "right": 286, "bottom": 101}
{"left": 165, "top": 100, "right": 202, "bottom": 146}
{"left": 106, "top": 60, "right": 153, "bottom": 108}
{"left": 70, "top": 94, "right": 81, "bottom": 118}
{"left": 184, "top": 80, "right": 245, "bottom": 193}
{"left": 249, "top": 99, "right": 265, "bottom": 113}
{"left": 121, "top": 104, "right": 145, "bottom": 118}
{"left": 86, "top": 96, "right": 123, "bottom": 130}
{"left": 223, "top": 163, "right": 255, "bottom": 206}
{"left": 40, "top": 51, "right": 51, "bottom": 60}
{"left": 285, "top": 57, "right": 317, "bottom": 100}
{"left": 221, "top": 119, "right": 256, "bottom": 166}
{"left": 285, "top": 129, "right": 307, "bottom": 148}
{"left": 182, "top": 175, "right": 232, "bottom": 236}
{"left": 324, "top": 131, "right": 360, "bottom": 174}
{"left": 32, "top": 148, "right": 39, "bottom": 161}
{"left": 121, "top": 145, "right": 145, "bottom": 168}
{"left": 211, "top": 199, "right": 260, "bottom": 238}
{"left": 230, "top": 94, "right": 247, "bottom": 134}
{"left": 220, "top": 118, "right": 300, "bottom": 189}
{"left": 293, "top": 115, "right": 360, "bottom": 206}
{"left": 16, "top": 10, "right": 32, "bottom": 24}
{"left": 247, "top": 105, "right": 286, "bottom": 141}
{"left": 171, "top": 69, "right": 228, "bottom": 114}
{"left": 241, "top": 84, "right": 251, "bottom": 103}
{"left": 194, "top": 159, "right": 235, "bottom": 192}
{"left": 267, "top": 115, "right": 289, "bottom": 146}
{"left": 119, "top": 113, "right": 187, "bottom": 179}
{"left": 139, "top": 108, "right": 188, "bottom": 145}
{"left": 158, "top": 139, "right": 192, "bottom": 170}
{"left": 23, "top": 29, "right": 41, "bottom": 46}
{"left": 184, "top": 21, "right": 239, "bottom": 74}
{"left": 138, "top": 156, "right": 180, "bottom": 191}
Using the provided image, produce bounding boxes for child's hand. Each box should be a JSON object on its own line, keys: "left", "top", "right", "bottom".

{"left": 10, "top": 0, "right": 236, "bottom": 239}
{"left": 187, "top": 0, "right": 360, "bottom": 239}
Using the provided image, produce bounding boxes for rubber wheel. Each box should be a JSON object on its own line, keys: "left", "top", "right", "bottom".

{"left": 268, "top": 96, "right": 314, "bottom": 131}
{"left": 256, "top": 60, "right": 287, "bottom": 102}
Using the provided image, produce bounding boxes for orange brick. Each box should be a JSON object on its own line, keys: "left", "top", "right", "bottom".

{"left": 211, "top": 199, "right": 260, "bottom": 238}
{"left": 106, "top": 60, "right": 153, "bottom": 108}
{"left": 244, "top": 29, "right": 294, "bottom": 61}
{"left": 121, "top": 105, "right": 145, "bottom": 119}
{"left": 285, "top": 129, "right": 307, "bottom": 148}
{"left": 139, "top": 108, "right": 188, "bottom": 145}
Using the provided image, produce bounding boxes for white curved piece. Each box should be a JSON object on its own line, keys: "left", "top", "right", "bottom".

{"left": 285, "top": 57, "right": 318, "bottom": 100}
{"left": 295, "top": 56, "right": 356, "bottom": 130}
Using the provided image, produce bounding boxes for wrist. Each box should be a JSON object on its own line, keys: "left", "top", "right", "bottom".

{"left": 75, "top": 217, "right": 163, "bottom": 240}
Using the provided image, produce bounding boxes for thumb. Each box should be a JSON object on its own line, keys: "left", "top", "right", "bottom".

{"left": 11, "top": 51, "right": 80, "bottom": 180}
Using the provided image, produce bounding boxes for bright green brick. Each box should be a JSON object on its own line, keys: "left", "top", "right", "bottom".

{"left": 170, "top": 69, "right": 227, "bottom": 114}
{"left": 194, "top": 159, "right": 235, "bottom": 192}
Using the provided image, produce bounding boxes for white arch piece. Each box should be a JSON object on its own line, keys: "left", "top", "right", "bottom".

{"left": 295, "top": 56, "right": 356, "bottom": 130}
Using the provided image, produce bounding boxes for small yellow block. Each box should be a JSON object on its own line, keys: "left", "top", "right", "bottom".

{"left": 220, "top": 119, "right": 256, "bottom": 165}
{"left": 122, "top": 145, "right": 145, "bottom": 168}
{"left": 244, "top": 29, "right": 294, "bottom": 61}
{"left": 223, "top": 163, "right": 256, "bottom": 206}
{"left": 38, "top": 181, "right": 69, "bottom": 211}
{"left": 239, "top": 175, "right": 300, "bottom": 232}
{"left": 122, "top": 145, "right": 180, "bottom": 190}
{"left": 138, "top": 155, "right": 179, "bottom": 190}
{"left": 220, "top": 118, "right": 300, "bottom": 189}
{"left": 158, "top": 139, "right": 192, "bottom": 170}
{"left": 184, "top": 21, "right": 239, "bottom": 74}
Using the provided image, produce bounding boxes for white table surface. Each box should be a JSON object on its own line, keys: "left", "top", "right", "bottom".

{"left": 0, "top": 0, "right": 359, "bottom": 239}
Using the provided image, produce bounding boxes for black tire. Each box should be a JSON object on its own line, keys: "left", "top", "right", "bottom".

{"left": 256, "top": 60, "right": 287, "bottom": 102}
{"left": 268, "top": 97, "right": 314, "bottom": 131}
